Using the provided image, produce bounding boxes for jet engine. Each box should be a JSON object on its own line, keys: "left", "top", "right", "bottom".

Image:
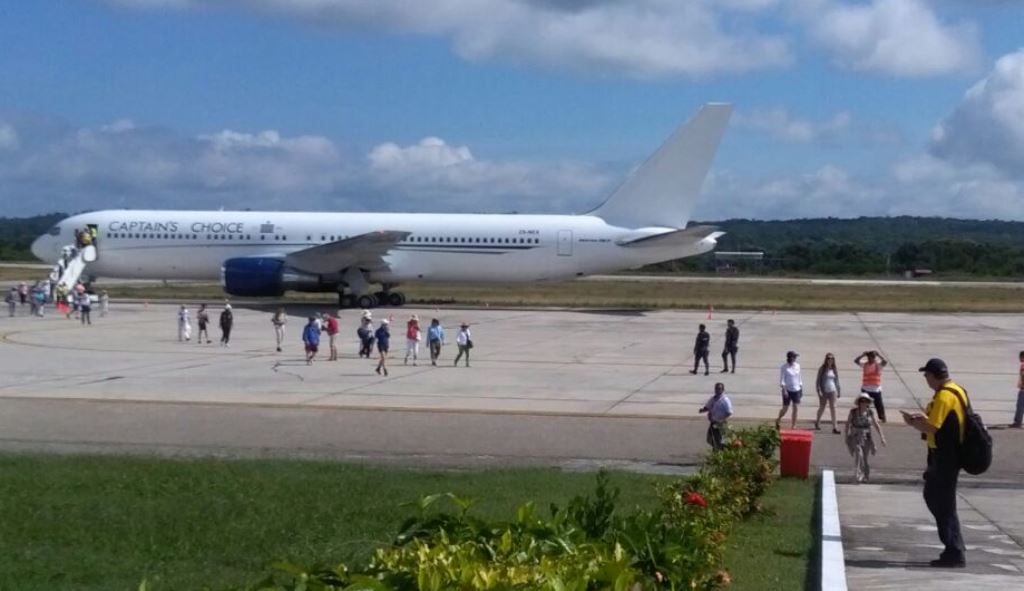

{"left": 221, "top": 257, "right": 322, "bottom": 297}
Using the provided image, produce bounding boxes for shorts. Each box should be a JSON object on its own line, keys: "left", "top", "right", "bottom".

{"left": 305, "top": 344, "right": 318, "bottom": 353}
{"left": 378, "top": 344, "right": 389, "bottom": 354}
{"left": 783, "top": 389, "right": 803, "bottom": 405}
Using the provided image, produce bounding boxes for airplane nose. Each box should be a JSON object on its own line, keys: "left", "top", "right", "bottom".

{"left": 30, "top": 234, "right": 50, "bottom": 262}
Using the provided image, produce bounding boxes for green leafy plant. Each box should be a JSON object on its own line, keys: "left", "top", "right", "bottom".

{"left": 227, "top": 426, "right": 782, "bottom": 591}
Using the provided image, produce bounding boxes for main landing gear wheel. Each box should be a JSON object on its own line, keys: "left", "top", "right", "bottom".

{"left": 356, "top": 294, "right": 377, "bottom": 309}
{"left": 387, "top": 292, "right": 406, "bottom": 307}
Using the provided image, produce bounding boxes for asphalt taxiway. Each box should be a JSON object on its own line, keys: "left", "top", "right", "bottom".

{"left": 1, "top": 303, "right": 1023, "bottom": 476}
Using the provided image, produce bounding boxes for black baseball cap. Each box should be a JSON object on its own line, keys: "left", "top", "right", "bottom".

{"left": 918, "top": 358, "right": 948, "bottom": 375}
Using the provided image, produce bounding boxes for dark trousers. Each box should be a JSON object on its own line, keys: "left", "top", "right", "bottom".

{"left": 863, "top": 389, "right": 886, "bottom": 422}
{"left": 429, "top": 340, "right": 441, "bottom": 362}
{"left": 693, "top": 350, "right": 709, "bottom": 373}
{"left": 706, "top": 422, "right": 726, "bottom": 451}
{"left": 923, "top": 449, "right": 965, "bottom": 560}
{"left": 221, "top": 326, "right": 232, "bottom": 344}
{"left": 722, "top": 348, "right": 737, "bottom": 371}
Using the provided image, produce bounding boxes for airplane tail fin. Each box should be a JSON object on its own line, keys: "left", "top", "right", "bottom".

{"left": 588, "top": 103, "right": 732, "bottom": 229}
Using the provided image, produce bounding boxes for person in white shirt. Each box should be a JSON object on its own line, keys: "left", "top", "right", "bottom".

{"left": 454, "top": 323, "right": 472, "bottom": 367}
{"left": 178, "top": 305, "right": 192, "bottom": 342}
{"left": 699, "top": 382, "right": 734, "bottom": 450}
{"left": 777, "top": 350, "right": 803, "bottom": 429}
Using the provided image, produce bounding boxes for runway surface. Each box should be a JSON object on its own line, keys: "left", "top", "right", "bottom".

{"left": 2, "top": 303, "right": 1023, "bottom": 477}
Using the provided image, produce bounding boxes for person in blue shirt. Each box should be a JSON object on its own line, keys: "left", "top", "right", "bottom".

{"left": 375, "top": 319, "right": 391, "bottom": 376}
{"left": 302, "top": 316, "right": 321, "bottom": 365}
{"left": 427, "top": 318, "right": 445, "bottom": 366}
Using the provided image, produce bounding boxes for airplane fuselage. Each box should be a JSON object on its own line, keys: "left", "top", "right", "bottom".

{"left": 32, "top": 210, "right": 717, "bottom": 284}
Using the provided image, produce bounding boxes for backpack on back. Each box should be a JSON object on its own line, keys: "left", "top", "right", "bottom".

{"left": 943, "top": 387, "right": 993, "bottom": 475}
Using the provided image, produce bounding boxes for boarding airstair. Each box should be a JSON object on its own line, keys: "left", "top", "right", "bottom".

{"left": 49, "top": 244, "right": 96, "bottom": 290}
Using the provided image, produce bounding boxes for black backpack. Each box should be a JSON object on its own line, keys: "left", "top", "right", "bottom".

{"left": 943, "top": 387, "right": 993, "bottom": 475}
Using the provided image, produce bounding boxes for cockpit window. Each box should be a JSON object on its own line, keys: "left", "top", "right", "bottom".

{"left": 47, "top": 226, "right": 61, "bottom": 236}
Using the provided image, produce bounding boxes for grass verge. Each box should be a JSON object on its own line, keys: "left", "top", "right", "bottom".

{"left": 86, "top": 278, "right": 1024, "bottom": 313}
{"left": 724, "top": 478, "right": 816, "bottom": 590}
{"left": 0, "top": 454, "right": 667, "bottom": 591}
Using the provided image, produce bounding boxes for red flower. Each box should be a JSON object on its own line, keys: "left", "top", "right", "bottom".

{"left": 686, "top": 492, "right": 707, "bottom": 508}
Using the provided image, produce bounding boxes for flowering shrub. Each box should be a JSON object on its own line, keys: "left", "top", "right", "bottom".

{"left": 239, "top": 426, "right": 782, "bottom": 591}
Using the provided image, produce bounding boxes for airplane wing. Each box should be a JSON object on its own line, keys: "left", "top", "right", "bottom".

{"left": 617, "top": 225, "right": 722, "bottom": 248}
{"left": 284, "top": 230, "right": 411, "bottom": 274}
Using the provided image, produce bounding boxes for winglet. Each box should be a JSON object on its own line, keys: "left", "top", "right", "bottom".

{"left": 588, "top": 103, "right": 732, "bottom": 230}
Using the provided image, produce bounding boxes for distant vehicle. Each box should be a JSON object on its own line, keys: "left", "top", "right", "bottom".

{"left": 32, "top": 104, "right": 732, "bottom": 308}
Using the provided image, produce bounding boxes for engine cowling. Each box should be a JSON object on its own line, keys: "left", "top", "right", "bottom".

{"left": 221, "top": 257, "right": 322, "bottom": 297}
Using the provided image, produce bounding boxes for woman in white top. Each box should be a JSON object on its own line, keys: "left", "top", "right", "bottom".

{"left": 454, "top": 323, "right": 472, "bottom": 367}
{"left": 814, "top": 353, "right": 842, "bottom": 434}
{"left": 776, "top": 350, "right": 803, "bottom": 429}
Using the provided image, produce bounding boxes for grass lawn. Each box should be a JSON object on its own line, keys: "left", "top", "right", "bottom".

{"left": 93, "top": 278, "right": 1024, "bottom": 313}
{"left": 725, "top": 478, "right": 817, "bottom": 590}
{"left": 0, "top": 454, "right": 816, "bottom": 591}
{"left": 0, "top": 454, "right": 668, "bottom": 591}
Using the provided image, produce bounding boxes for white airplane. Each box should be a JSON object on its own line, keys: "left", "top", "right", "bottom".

{"left": 31, "top": 104, "right": 732, "bottom": 308}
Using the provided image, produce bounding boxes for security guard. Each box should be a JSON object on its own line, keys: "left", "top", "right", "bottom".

{"left": 902, "top": 358, "right": 968, "bottom": 568}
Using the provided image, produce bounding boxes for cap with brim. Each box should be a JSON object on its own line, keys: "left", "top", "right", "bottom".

{"left": 381, "top": 318, "right": 390, "bottom": 324}
{"left": 786, "top": 350, "right": 799, "bottom": 358}
{"left": 856, "top": 392, "right": 873, "bottom": 403}
{"left": 362, "top": 310, "right": 372, "bottom": 318}
{"left": 918, "top": 358, "right": 948, "bottom": 375}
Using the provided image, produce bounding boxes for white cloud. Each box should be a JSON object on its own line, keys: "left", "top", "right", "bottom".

{"left": 793, "top": 0, "right": 980, "bottom": 77}
{"left": 365, "top": 136, "right": 611, "bottom": 212}
{"left": 698, "top": 156, "right": 1024, "bottom": 221}
{"left": 734, "top": 108, "right": 851, "bottom": 143}
{"left": 0, "top": 116, "right": 614, "bottom": 215}
{"left": 0, "top": 123, "right": 19, "bottom": 150}
{"left": 930, "top": 49, "right": 1024, "bottom": 174}
{"left": 109, "top": 0, "right": 792, "bottom": 78}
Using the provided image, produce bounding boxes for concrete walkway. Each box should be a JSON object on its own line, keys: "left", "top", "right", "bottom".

{"left": 839, "top": 483, "right": 1024, "bottom": 589}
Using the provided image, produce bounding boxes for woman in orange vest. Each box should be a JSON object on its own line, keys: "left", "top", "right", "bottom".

{"left": 854, "top": 350, "right": 889, "bottom": 422}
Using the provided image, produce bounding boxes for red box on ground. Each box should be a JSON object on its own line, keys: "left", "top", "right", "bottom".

{"left": 779, "top": 429, "right": 814, "bottom": 478}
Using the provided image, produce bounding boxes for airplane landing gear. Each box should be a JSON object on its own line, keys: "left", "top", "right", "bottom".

{"left": 356, "top": 294, "right": 377, "bottom": 309}
{"left": 374, "top": 288, "right": 407, "bottom": 307}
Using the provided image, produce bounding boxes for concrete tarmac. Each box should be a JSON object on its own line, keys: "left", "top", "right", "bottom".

{"left": 1, "top": 303, "right": 1024, "bottom": 478}
{"left": 841, "top": 483, "right": 1024, "bottom": 588}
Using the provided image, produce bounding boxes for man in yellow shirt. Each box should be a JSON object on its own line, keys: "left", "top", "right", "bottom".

{"left": 902, "top": 358, "right": 967, "bottom": 568}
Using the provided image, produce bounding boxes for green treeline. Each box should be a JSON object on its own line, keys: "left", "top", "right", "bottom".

{"left": 649, "top": 217, "right": 1024, "bottom": 277}
{"left": 0, "top": 213, "right": 66, "bottom": 261}
{"left": 3, "top": 213, "right": 1024, "bottom": 276}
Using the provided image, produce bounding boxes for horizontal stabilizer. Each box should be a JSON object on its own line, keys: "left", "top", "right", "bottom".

{"left": 617, "top": 225, "right": 722, "bottom": 248}
{"left": 285, "top": 230, "right": 410, "bottom": 274}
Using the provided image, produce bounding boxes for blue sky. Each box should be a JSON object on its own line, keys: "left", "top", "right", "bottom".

{"left": 2, "top": 0, "right": 1024, "bottom": 219}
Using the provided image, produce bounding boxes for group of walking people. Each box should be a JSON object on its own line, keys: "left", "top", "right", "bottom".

{"left": 177, "top": 303, "right": 233, "bottom": 346}
{"left": 689, "top": 319, "right": 740, "bottom": 375}
{"left": 291, "top": 309, "right": 473, "bottom": 375}
{"left": 6, "top": 281, "right": 107, "bottom": 323}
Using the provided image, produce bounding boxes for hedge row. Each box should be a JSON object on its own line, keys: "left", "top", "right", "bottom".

{"left": 235, "top": 425, "right": 780, "bottom": 591}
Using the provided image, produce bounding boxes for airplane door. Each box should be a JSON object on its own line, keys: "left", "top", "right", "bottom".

{"left": 557, "top": 230, "right": 573, "bottom": 256}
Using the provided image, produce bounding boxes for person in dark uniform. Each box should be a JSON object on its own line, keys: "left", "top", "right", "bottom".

{"left": 219, "top": 304, "right": 234, "bottom": 347}
{"left": 902, "top": 358, "right": 968, "bottom": 568}
{"left": 721, "top": 319, "right": 739, "bottom": 373}
{"left": 690, "top": 324, "right": 710, "bottom": 376}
